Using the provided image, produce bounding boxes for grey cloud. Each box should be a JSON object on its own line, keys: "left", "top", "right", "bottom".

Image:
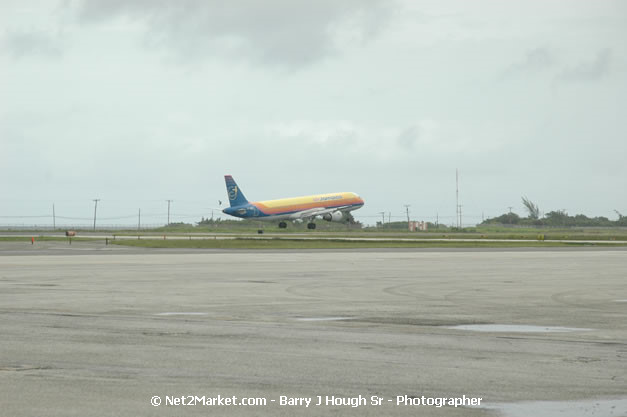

{"left": 558, "top": 49, "right": 611, "bottom": 82}
{"left": 1, "top": 31, "right": 63, "bottom": 59}
{"left": 76, "top": 0, "right": 394, "bottom": 68}
{"left": 397, "top": 125, "right": 420, "bottom": 150}
{"left": 501, "top": 47, "right": 555, "bottom": 78}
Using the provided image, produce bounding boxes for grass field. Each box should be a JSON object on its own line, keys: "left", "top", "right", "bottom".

{"left": 3, "top": 223, "right": 627, "bottom": 242}
{"left": 152, "top": 224, "right": 627, "bottom": 240}
{"left": 0, "top": 236, "right": 93, "bottom": 242}
{"left": 105, "top": 228, "right": 627, "bottom": 241}
{"left": 2, "top": 227, "right": 627, "bottom": 250}
{"left": 106, "top": 238, "right": 626, "bottom": 250}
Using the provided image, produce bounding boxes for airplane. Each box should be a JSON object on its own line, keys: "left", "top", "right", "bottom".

{"left": 221, "top": 175, "right": 364, "bottom": 229}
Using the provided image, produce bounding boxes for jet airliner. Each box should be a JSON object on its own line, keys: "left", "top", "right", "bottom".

{"left": 222, "top": 175, "right": 364, "bottom": 229}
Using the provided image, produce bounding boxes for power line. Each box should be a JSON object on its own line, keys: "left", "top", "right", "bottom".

{"left": 0, "top": 215, "right": 53, "bottom": 218}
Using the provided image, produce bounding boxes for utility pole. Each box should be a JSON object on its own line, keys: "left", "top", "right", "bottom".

{"left": 138, "top": 208, "right": 141, "bottom": 231}
{"left": 456, "top": 169, "right": 459, "bottom": 228}
{"left": 388, "top": 212, "right": 391, "bottom": 223}
{"left": 379, "top": 211, "right": 386, "bottom": 225}
{"left": 459, "top": 205, "right": 463, "bottom": 228}
{"left": 92, "top": 199, "right": 100, "bottom": 231}
{"left": 508, "top": 206, "right": 513, "bottom": 214}
{"left": 166, "top": 200, "right": 173, "bottom": 225}
{"left": 404, "top": 204, "right": 411, "bottom": 230}
{"left": 52, "top": 203, "right": 56, "bottom": 230}
{"left": 436, "top": 212, "right": 439, "bottom": 227}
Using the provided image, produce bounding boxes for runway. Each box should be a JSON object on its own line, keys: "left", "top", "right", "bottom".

{"left": 1, "top": 245, "right": 626, "bottom": 416}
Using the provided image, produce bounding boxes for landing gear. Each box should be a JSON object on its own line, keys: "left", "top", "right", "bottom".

{"left": 278, "top": 222, "right": 287, "bottom": 229}
{"left": 307, "top": 222, "right": 316, "bottom": 230}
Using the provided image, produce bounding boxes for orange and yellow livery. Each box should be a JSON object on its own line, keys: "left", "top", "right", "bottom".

{"left": 222, "top": 175, "right": 364, "bottom": 229}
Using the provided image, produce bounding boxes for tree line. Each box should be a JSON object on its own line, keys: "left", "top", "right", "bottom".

{"left": 482, "top": 197, "right": 627, "bottom": 227}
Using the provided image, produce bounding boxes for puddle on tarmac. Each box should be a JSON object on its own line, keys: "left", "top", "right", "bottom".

{"left": 155, "top": 312, "right": 208, "bottom": 316}
{"left": 480, "top": 398, "right": 627, "bottom": 417}
{"left": 445, "top": 324, "right": 592, "bottom": 333}
{"left": 296, "top": 317, "right": 355, "bottom": 322}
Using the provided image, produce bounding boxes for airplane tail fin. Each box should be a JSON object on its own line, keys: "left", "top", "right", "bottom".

{"left": 224, "top": 175, "right": 249, "bottom": 207}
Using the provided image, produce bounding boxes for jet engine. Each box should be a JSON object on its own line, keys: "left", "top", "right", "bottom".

{"left": 322, "top": 211, "right": 344, "bottom": 222}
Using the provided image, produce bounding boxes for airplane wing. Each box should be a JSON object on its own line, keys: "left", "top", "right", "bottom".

{"left": 288, "top": 206, "right": 352, "bottom": 220}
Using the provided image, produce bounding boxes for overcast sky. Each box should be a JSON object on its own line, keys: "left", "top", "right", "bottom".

{"left": 1, "top": 0, "right": 626, "bottom": 227}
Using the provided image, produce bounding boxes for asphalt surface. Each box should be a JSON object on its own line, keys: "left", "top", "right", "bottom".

{"left": 1, "top": 241, "right": 626, "bottom": 416}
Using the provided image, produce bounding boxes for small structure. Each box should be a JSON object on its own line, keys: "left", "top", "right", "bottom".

{"left": 65, "top": 230, "right": 77, "bottom": 237}
{"left": 408, "top": 221, "right": 427, "bottom": 232}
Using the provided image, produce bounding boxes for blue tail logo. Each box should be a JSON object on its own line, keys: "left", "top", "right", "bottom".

{"left": 224, "top": 175, "right": 249, "bottom": 207}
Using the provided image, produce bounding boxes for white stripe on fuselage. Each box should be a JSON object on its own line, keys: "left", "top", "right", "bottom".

{"left": 252, "top": 204, "right": 363, "bottom": 221}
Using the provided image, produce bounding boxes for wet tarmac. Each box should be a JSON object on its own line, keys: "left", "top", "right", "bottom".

{"left": 1, "top": 243, "right": 626, "bottom": 416}
{"left": 480, "top": 398, "right": 627, "bottom": 417}
{"left": 445, "top": 324, "right": 593, "bottom": 333}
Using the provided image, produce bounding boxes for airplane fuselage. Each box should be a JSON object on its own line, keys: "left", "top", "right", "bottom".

{"left": 223, "top": 192, "right": 364, "bottom": 221}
